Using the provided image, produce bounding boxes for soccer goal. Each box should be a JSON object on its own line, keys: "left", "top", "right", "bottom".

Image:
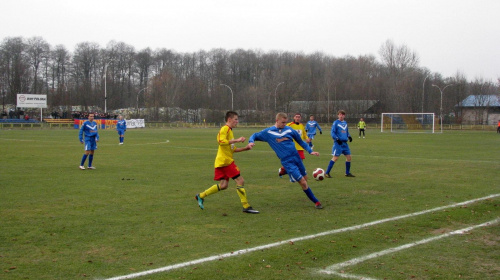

{"left": 381, "top": 113, "right": 435, "bottom": 133}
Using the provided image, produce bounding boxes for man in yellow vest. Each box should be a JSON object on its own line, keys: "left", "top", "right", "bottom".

{"left": 357, "top": 118, "right": 366, "bottom": 138}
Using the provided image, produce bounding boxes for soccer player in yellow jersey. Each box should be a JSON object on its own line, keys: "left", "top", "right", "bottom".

{"left": 278, "top": 113, "right": 311, "bottom": 177}
{"left": 195, "top": 111, "right": 259, "bottom": 214}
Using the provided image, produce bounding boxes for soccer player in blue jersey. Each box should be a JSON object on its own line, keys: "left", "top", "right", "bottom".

{"left": 79, "top": 113, "right": 99, "bottom": 170}
{"left": 325, "top": 110, "right": 355, "bottom": 178}
{"left": 306, "top": 115, "right": 322, "bottom": 149}
{"left": 116, "top": 115, "right": 127, "bottom": 145}
{"left": 248, "top": 112, "right": 323, "bottom": 209}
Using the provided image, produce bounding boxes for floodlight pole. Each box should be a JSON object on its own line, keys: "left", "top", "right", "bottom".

{"left": 274, "top": 82, "right": 284, "bottom": 111}
{"left": 422, "top": 75, "right": 428, "bottom": 113}
{"left": 136, "top": 87, "right": 148, "bottom": 115}
{"left": 104, "top": 64, "right": 108, "bottom": 114}
{"left": 432, "top": 84, "right": 453, "bottom": 133}
{"left": 220, "top": 83, "right": 234, "bottom": 111}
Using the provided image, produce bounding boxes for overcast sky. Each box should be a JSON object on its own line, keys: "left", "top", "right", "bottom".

{"left": 2, "top": 0, "right": 499, "bottom": 81}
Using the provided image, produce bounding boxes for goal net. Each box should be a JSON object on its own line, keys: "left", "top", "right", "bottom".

{"left": 381, "top": 113, "right": 435, "bottom": 133}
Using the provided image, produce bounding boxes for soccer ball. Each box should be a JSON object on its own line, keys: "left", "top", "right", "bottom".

{"left": 313, "top": 168, "right": 325, "bottom": 181}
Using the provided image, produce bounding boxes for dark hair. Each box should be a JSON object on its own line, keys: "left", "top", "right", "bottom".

{"left": 337, "top": 110, "right": 346, "bottom": 115}
{"left": 225, "top": 111, "right": 238, "bottom": 121}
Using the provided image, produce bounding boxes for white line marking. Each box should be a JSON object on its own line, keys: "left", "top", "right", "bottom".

{"left": 318, "top": 218, "right": 500, "bottom": 279}
{"left": 104, "top": 193, "right": 499, "bottom": 280}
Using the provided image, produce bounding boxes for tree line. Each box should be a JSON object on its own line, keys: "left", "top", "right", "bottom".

{"left": 1, "top": 36, "right": 498, "bottom": 123}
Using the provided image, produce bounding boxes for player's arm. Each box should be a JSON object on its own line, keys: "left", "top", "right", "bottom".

{"left": 79, "top": 123, "right": 84, "bottom": 143}
{"left": 318, "top": 123, "right": 322, "bottom": 134}
{"left": 217, "top": 127, "right": 231, "bottom": 146}
{"left": 229, "top": 136, "right": 246, "bottom": 144}
{"left": 292, "top": 130, "right": 313, "bottom": 154}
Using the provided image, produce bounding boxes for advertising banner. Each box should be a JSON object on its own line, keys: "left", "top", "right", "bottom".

{"left": 17, "top": 94, "right": 48, "bottom": 108}
{"left": 74, "top": 119, "right": 145, "bottom": 129}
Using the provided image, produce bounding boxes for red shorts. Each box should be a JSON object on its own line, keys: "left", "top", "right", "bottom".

{"left": 214, "top": 161, "right": 241, "bottom": 181}
{"left": 297, "top": 150, "right": 305, "bottom": 160}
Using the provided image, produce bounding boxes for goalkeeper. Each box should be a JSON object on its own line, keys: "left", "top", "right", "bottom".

{"left": 325, "top": 110, "right": 355, "bottom": 178}
{"left": 357, "top": 118, "right": 366, "bottom": 138}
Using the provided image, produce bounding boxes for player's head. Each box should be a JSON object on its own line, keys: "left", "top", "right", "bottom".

{"left": 275, "top": 112, "right": 288, "bottom": 128}
{"left": 88, "top": 113, "right": 95, "bottom": 121}
{"left": 225, "top": 111, "right": 238, "bottom": 121}
{"left": 293, "top": 113, "right": 301, "bottom": 123}
{"left": 360, "top": 118, "right": 364, "bottom": 121}
{"left": 337, "top": 110, "right": 346, "bottom": 121}
{"left": 225, "top": 111, "right": 239, "bottom": 127}
{"left": 310, "top": 115, "right": 315, "bottom": 120}
{"left": 118, "top": 114, "right": 123, "bottom": 120}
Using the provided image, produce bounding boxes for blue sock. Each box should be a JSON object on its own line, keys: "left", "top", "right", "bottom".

{"left": 346, "top": 161, "right": 351, "bottom": 174}
{"left": 309, "top": 141, "right": 313, "bottom": 147}
{"left": 326, "top": 160, "right": 335, "bottom": 174}
{"left": 80, "top": 154, "right": 88, "bottom": 166}
{"left": 88, "top": 155, "right": 94, "bottom": 167}
{"left": 121, "top": 137, "right": 124, "bottom": 143}
{"left": 119, "top": 137, "right": 123, "bottom": 143}
{"left": 303, "top": 187, "right": 319, "bottom": 204}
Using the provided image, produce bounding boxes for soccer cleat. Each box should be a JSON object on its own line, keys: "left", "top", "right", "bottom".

{"left": 119, "top": 143, "right": 123, "bottom": 145}
{"left": 87, "top": 166, "right": 96, "bottom": 170}
{"left": 325, "top": 173, "right": 332, "bottom": 178}
{"left": 345, "top": 173, "right": 355, "bottom": 177}
{"left": 195, "top": 194, "right": 204, "bottom": 210}
{"left": 315, "top": 202, "right": 324, "bottom": 209}
{"left": 242, "top": 207, "right": 260, "bottom": 214}
{"left": 79, "top": 166, "right": 85, "bottom": 170}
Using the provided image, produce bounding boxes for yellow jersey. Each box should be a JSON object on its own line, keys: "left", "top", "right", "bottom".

{"left": 214, "top": 125, "right": 236, "bottom": 168}
{"left": 358, "top": 121, "right": 366, "bottom": 129}
{"left": 287, "top": 121, "right": 308, "bottom": 151}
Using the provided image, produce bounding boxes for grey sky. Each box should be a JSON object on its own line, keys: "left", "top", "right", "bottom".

{"left": 2, "top": 0, "right": 499, "bottom": 81}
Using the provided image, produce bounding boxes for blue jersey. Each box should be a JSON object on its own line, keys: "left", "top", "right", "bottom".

{"left": 116, "top": 119, "right": 127, "bottom": 130}
{"left": 331, "top": 119, "right": 350, "bottom": 142}
{"left": 79, "top": 121, "right": 99, "bottom": 142}
{"left": 306, "top": 120, "right": 322, "bottom": 135}
{"left": 249, "top": 125, "right": 313, "bottom": 160}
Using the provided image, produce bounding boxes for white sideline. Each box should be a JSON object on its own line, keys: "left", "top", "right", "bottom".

{"left": 104, "top": 193, "right": 499, "bottom": 280}
{"left": 318, "top": 218, "right": 500, "bottom": 279}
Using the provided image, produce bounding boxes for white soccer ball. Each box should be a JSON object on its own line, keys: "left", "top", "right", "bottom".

{"left": 313, "top": 168, "right": 325, "bottom": 181}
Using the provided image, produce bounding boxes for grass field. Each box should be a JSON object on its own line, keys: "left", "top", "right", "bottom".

{"left": 1, "top": 127, "right": 499, "bottom": 280}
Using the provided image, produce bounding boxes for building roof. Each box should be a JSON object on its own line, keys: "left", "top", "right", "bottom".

{"left": 458, "top": 95, "right": 500, "bottom": 107}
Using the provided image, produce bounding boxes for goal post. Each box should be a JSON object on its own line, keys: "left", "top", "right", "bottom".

{"left": 381, "top": 113, "right": 435, "bottom": 133}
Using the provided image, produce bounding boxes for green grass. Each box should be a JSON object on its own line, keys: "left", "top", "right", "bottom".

{"left": 1, "top": 128, "right": 499, "bottom": 279}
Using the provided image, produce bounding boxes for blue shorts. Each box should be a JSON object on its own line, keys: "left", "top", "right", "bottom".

{"left": 84, "top": 138, "right": 98, "bottom": 151}
{"left": 117, "top": 129, "right": 126, "bottom": 136}
{"left": 331, "top": 142, "right": 350, "bottom": 157}
{"left": 307, "top": 133, "right": 315, "bottom": 140}
{"left": 281, "top": 154, "right": 307, "bottom": 183}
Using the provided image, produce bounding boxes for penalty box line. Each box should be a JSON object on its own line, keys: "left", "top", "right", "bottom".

{"left": 104, "top": 193, "right": 500, "bottom": 280}
{"left": 318, "top": 218, "right": 500, "bottom": 279}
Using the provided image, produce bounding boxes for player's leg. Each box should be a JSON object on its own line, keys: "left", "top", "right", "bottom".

{"left": 325, "top": 145, "right": 339, "bottom": 178}
{"left": 234, "top": 176, "right": 259, "bottom": 214}
{"left": 308, "top": 134, "right": 314, "bottom": 148}
{"left": 345, "top": 154, "right": 355, "bottom": 177}
{"left": 298, "top": 177, "right": 323, "bottom": 209}
{"left": 80, "top": 150, "right": 89, "bottom": 170}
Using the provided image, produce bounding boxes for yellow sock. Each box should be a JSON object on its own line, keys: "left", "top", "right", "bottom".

{"left": 236, "top": 186, "right": 250, "bottom": 209}
{"left": 200, "top": 184, "right": 220, "bottom": 199}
